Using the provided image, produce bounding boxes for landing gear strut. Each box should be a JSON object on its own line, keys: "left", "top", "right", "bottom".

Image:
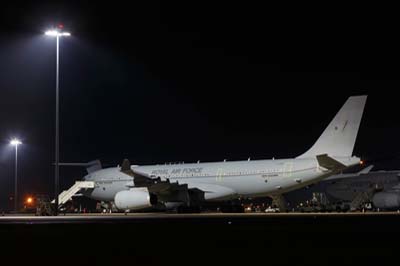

{"left": 271, "top": 195, "right": 287, "bottom": 212}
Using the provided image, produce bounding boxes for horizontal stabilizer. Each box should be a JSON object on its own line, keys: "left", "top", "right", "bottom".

{"left": 57, "top": 160, "right": 102, "bottom": 174}
{"left": 316, "top": 154, "right": 346, "bottom": 171}
{"left": 86, "top": 160, "right": 102, "bottom": 173}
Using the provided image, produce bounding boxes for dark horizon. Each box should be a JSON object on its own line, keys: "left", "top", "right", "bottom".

{"left": 1, "top": 2, "right": 400, "bottom": 209}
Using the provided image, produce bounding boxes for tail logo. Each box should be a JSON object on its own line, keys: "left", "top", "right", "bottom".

{"left": 342, "top": 120, "right": 348, "bottom": 132}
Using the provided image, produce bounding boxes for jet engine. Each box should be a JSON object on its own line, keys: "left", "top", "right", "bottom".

{"left": 372, "top": 192, "right": 400, "bottom": 210}
{"left": 114, "top": 188, "right": 157, "bottom": 211}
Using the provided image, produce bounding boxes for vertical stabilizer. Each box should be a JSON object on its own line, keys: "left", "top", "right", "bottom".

{"left": 297, "top": 95, "right": 367, "bottom": 158}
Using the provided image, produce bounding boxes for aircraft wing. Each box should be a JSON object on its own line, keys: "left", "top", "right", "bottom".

{"left": 127, "top": 168, "right": 237, "bottom": 202}
{"left": 185, "top": 182, "right": 237, "bottom": 201}
{"left": 324, "top": 165, "right": 375, "bottom": 181}
{"left": 358, "top": 165, "right": 374, "bottom": 174}
{"left": 120, "top": 159, "right": 206, "bottom": 204}
{"left": 119, "top": 159, "right": 237, "bottom": 203}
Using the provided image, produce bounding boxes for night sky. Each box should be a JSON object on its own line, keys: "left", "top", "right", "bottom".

{"left": 1, "top": 2, "right": 400, "bottom": 209}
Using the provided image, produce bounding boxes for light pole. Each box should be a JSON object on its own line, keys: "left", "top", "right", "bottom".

{"left": 45, "top": 26, "right": 70, "bottom": 215}
{"left": 10, "top": 139, "right": 22, "bottom": 212}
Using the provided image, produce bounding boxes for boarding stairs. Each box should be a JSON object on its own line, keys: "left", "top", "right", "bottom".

{"left": 52, "top": 181, "right": 95, "bottom": 206}
{"left": 350, "top": 184, "right": 383, "bottom": 211}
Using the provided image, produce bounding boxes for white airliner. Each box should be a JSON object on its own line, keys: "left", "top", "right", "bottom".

{"left": 81, "top": 96, "right": 367, "bottom": 211}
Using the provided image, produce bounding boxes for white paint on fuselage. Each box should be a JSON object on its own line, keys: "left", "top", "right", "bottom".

{"left": 82, "top": 95, "right": 367, "bottom": 204}
{"left": 84, "top": 156, "right": 360, "bottom": 202}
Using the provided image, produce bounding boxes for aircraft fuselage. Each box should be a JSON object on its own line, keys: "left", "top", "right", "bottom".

{"left": 85, "top": 156, "right": 360, "bottom": 202}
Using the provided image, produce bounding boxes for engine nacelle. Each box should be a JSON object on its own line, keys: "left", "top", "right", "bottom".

{"left": 372, "top": 192, "right": 400, "bottom": 210}
{"left": 114, "top": 188, "right": 157, "bottom": 211}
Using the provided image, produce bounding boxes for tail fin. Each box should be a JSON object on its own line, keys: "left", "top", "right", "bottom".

{"left": 297, "top": 95, "right": 367, "bottom": 159}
